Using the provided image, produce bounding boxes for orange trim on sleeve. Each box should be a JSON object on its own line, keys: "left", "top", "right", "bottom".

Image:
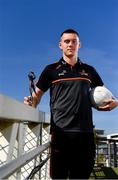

{"left": 52, "top": 77, "right": 91, "bottom": 84}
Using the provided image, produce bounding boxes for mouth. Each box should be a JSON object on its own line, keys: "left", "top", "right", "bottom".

{"left": 67, "top": 49, "right": 74, "bottom": 51}
{"left": 67, "top": 50, "right": 75, "bottom": 54}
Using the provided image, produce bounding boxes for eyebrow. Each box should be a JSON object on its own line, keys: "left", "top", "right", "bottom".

{"left": 64, "top": 38, "right": 77, "bottom": 41}
{"left": 62, "top": 38, "right": 77, "bottom": 41}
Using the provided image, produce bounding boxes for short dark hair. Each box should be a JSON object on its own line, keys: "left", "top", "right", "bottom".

{"left": 60, "top": 28, "right": 80, "bottom": 38}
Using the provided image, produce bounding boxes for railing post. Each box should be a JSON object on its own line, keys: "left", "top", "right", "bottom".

{"left": 108, "top": 140, "right": 111, "bottom": 167}
{"left": 7, "top": 122, "right": 19, "bottom": 162}
{"left": 17, "top": 122, "right": 27, "bottom": 179}
{"left": 113, "top": 141, "right": 117, "bottom": 167}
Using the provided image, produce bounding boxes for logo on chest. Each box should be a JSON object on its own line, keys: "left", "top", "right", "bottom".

{"left": 58, "top": 70, "right": 67, "bottom": 76}
{"left": 79, "top": 70, "right": 89, "bottom": 76}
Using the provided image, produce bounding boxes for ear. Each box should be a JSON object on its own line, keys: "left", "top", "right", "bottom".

{"left": 59, "top": 41, "right": 62, "bottom": 50}
{"left": 78, "top": 41, "right": 81, "bottom": 49}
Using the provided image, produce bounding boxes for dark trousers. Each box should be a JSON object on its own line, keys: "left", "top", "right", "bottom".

{"left": 50, "top": 131, "right": 95, "bottom": 180}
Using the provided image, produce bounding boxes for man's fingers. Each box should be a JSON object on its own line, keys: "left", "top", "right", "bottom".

{"left": 24, "top": 96, "right": 33, "bottom": 106}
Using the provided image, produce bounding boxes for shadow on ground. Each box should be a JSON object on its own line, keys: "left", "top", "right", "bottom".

{"left": 90, "top": 167, "right": 118, "bottom": 179}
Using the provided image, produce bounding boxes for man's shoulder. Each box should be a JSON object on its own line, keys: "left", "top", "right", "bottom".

{"left": 44, "top": 60, "right": 61, "bottom": 70}
{"left": 80, "top": 58, "right": 95, "bottom": 70}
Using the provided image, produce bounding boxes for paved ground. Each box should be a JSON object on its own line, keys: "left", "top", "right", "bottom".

{"left": 90, "top": 167, "right": 118, "bottom": 179}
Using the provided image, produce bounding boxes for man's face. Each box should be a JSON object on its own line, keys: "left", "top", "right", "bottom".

{"left": 59, "top": 33, "right": 80, "bottom": 57}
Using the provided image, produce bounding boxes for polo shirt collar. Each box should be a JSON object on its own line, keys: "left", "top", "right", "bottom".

{"left": 59, "top": 57, "right": 82, "bottom": 67}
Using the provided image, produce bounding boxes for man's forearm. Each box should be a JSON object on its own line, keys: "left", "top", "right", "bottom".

{"left": 32, "top": 88, "right": 44, "bottom": 108}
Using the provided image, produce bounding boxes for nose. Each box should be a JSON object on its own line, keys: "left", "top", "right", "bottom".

{"left": 68, "top": 41, "right": 73, "bottom": 46}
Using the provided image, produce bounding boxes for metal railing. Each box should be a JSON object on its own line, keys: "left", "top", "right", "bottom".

{"left": 95, "top": 135, "right": 118, "bottom": 168}
{"left": 0, "top": 94, "right": 51, "bottom": 180}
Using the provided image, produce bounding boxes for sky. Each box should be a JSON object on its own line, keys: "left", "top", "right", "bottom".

{"left": 0, "top": 0, "right": 118, "bottom": 135}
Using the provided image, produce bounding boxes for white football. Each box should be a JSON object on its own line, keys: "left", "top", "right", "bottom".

{"left": 90, "top": 86, "right": 113, "bottom": 108}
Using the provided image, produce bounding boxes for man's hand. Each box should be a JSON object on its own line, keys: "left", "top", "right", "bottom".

{"left": 24, "top": 96, "right": 33, "bottom": 106}
{"left": 97, "top": 99, "right": 118, "bottom": 111}
{"left": 24, "top": 87, "right": 44, "bottom": 108}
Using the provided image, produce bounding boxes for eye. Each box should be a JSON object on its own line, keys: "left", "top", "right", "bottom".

{"left": 64, "top": 39, "right": 77, "bottom": 44}
{"left": 64, "top": 40, "right": 70, "bottom": 44}
{"left": 72, "top": 40, "right": 77, "bottom": 44}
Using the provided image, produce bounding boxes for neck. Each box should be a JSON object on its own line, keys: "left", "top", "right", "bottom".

{"left": 63, "top": 55, "right": 78, "bottom": 66}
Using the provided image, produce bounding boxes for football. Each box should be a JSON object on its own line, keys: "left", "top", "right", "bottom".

{"left": 90, "top": 86, "right": 113, "bottom": 108}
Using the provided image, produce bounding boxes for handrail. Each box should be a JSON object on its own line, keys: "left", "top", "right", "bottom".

{"left": 26, "top": 154, "right": 50, "bottom": 180}
{"left": 0, "top": 94, "right": 45, "bottom": 123}
{"left": 0, "top": 142, "right": 50, "bottom": 179}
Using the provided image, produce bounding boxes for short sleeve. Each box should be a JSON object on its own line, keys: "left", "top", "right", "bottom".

{"left": 36, "top": 66, "right": 51, "bottom": 92}
{"left": 90, "top": 67, "right": 104, "bottom": 88}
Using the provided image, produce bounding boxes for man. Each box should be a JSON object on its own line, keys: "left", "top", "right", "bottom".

{"left": 24, "top": 29, "right": 118, "bottom": 179}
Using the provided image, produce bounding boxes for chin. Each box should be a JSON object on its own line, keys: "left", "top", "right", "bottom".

{"left": 67, "top": 54, "right": 74, "bottom": 57}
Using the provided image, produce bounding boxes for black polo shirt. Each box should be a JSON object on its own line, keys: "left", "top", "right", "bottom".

{"left": 36, "top": 58, "right": 104, "bottom": 133}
